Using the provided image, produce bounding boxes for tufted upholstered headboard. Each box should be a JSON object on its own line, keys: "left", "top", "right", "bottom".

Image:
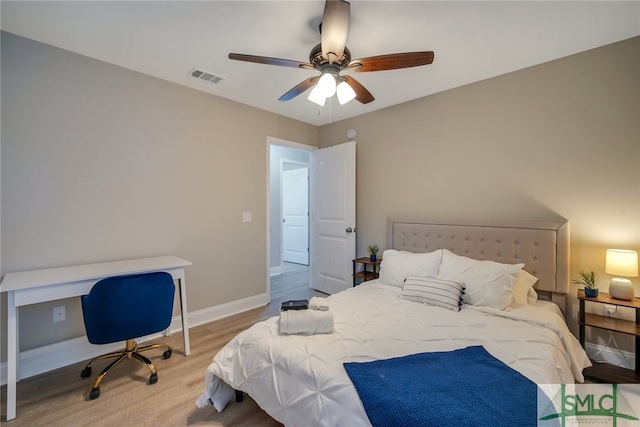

{"left": 387, "top": 217, "right": 570, "bottom": 308}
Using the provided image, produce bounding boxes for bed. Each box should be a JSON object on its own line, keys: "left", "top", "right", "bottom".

{"left": 197, "top": 217, "right": 591, "bottom": 426}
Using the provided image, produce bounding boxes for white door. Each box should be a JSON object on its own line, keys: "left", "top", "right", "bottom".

{"left": 282, "top": 166, "right": 309, "bottom": 265}
{"left": 310, "top": 141, "right": 356, "bottom": 294}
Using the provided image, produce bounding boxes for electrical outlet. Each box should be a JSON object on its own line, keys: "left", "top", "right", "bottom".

{"left": 242, "top": 212, "right": 252, "bottom": 223}
{"left": 603, "top": 304, "right": 617, "bottom": 318}
{"left": 53, "top": 305, "right": 66, "bottom": 322}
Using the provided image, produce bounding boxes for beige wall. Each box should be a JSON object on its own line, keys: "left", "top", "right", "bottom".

{"left": 320, "top": 37, "right": 640, "bottom": 347}
{"left": 0, "top": 32, "right": 319, "bottom": 356}
{"left": 2, "top": 30, "right": 638, "bottom": 361}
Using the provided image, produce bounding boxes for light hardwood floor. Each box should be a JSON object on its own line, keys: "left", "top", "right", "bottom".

{"left": 1, "top": 263, "right": 324, "bottom": 426}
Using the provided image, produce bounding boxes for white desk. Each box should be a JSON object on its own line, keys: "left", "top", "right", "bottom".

{"left": 0, "top": 255, "right": 192, "bottom": 421}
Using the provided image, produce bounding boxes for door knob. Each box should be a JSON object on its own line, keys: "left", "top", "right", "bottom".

{"left": 346, "top": 227, "right": 353, "bottom": 233}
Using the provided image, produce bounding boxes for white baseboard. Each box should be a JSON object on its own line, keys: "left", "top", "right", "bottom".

{"left": 585, "top": 342, "right": 636, "bottom": 371}
{"left": 0, "top": 293, "right": 269, "bottom": 386}
{"left": 270, "top": 266, "right": 283, "bottom": 276}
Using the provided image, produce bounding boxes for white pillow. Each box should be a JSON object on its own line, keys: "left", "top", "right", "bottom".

{"left": 510, "top": 269, "right": 539, "bottom": 308}
{"left": 378, "top": 249, "right": 442, "bottom": 287}
{"left": 400, "top": 275, "right": 464, "bottom": 311}
{"left": 437, "top": 249, "right": 523, "bottom": 310}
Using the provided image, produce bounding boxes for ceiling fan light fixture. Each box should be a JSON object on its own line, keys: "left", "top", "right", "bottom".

{"left": 308, "top": 84, "right": 327, "bottom": 106}
{"left": 229, "top": 0, "right": 434, "bottom": 108}
{"left": 336, "top": 81, "right": 356, "bottom": 105}
{"left": 317, "top": 72, "right": 337, "bottom": 97}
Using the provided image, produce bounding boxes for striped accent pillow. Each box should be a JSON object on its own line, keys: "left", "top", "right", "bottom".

{"left": 400, "top": 275, "right": 464, "bottom": 311}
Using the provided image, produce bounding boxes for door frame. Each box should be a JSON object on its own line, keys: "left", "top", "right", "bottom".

{"left": 281, "top": 160, "right": 310, "bottom": 266}
{"left": 266, "top": 136, "right": 317, "bottom": 300}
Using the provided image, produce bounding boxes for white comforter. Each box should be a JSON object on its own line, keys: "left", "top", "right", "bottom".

{"left": 199, "top": 281, "right": 590, "bottom": 427}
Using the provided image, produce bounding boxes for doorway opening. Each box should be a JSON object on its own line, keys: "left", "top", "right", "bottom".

{"left": 267, "top": 138, "right": 314, "bottom": 302}
{"left": 267, "top": 137, "right": 355, "bottom": 301}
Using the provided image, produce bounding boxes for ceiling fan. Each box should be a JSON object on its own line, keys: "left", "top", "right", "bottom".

{"left": 228, "top": 0, "right": 434, "bottom": 106}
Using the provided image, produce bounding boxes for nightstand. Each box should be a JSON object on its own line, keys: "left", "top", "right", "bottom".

{"left": 577, "top": 289, "right": 640, "bottom": 383}
{"left": 352, "top": 257, "right": 382, "bottom": 286}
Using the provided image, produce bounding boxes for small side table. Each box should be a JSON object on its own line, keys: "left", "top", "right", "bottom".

{"left": 577, "top": 289, "right": 640, "bottom": 383}
{"left": 352, "top": 257, "right": 382, "bottom": 286}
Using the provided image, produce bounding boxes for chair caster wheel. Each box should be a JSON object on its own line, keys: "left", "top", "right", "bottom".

{"left": 162, "top": 349, "right": 172, "bottom": 359}
{"left": 149, "top": 373, "right": 158, "bottom": 384}
{"left": 81, "top": 367, "right": 92, "bottom": 378}
{"left": 89, "top": 388, "right": 100, "bottom": 400}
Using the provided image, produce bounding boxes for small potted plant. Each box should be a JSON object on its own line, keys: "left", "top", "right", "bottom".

{"left": 368, "top": 244, "right": 379, "bottom": 261}
{"left": 572, "top": 270, "right": 600, "bottom": 297}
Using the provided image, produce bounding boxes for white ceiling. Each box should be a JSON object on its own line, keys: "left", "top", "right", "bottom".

{"left": 2, "top": 1, "right": 639, "bottom": 126}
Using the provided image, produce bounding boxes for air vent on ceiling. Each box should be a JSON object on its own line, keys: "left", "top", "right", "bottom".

{"left": 188, "top": 68, "right": 225, "bottom": 84}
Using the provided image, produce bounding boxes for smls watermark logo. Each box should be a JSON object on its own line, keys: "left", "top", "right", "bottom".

{"left": 539, "top": 383, "right": 640, "bottom": 426}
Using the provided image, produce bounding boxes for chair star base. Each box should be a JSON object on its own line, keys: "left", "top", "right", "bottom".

{"left": 80, "top": 338, "right": 172, "bottom": 399}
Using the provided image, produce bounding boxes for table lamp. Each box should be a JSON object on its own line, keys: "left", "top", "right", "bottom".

{"left": 605, "top": 249, "right": 638, "bottom": 300}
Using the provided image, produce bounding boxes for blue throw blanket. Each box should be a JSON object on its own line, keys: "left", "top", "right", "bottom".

{"left": 344, "top": 346, "right": 552, "bottom": 427}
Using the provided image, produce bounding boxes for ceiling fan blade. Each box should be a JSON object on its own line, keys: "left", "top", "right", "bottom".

{"left": 321, "top": 0, "right": 350, "bottom": 64}
{"left": 229, "top": 53, "right": 315, "bottom": 70}
{"left": 342, "top": 75, "right": 374, "bottom": 104}
{"left": 279, "top": 76, "right": 320, "bottom": 101}
{"left": 347, "top": 51, "right": 434, "bottom": 72}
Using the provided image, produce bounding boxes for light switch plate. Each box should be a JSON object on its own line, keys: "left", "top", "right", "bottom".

{"left": 242, "top": 212, "right": 252, "bottom": 223}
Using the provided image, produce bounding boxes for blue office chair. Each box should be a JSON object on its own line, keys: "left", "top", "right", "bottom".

{"left": 80, "top": 271, "right": 175, "bottom": 400}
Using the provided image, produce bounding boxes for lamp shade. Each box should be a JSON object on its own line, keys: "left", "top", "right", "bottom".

{"left": 317, "top": 73, "right": 337, "bottom": 97}
{"left": 605, "top": 249, "right": 639, "bottom": 277}
{"left": 336, "top": 81, "right": 356, "bottom": 105}
{"left": 307, "top": 85, "right": 326, "bottom": 106}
